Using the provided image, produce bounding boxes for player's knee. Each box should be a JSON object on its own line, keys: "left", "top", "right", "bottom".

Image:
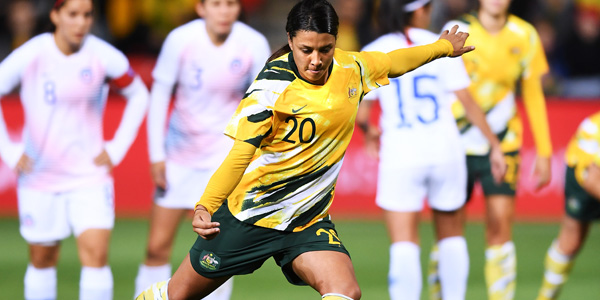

{"left": 146, "top": 247, "right": 171, "bottom": 264}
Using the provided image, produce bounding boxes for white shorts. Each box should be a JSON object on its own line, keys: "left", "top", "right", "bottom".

{"left": 154, "top": 161, "right": 215, "bottom": 209}
{"left": 18, "top": 181, "right": 115, "bottom": 244}
{"left": 376, "top": 160, "right": 467, "bottom": 212}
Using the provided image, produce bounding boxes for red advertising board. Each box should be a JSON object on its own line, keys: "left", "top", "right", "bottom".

{"left": 1, "top": 96, "right": 599, "bottom": 219}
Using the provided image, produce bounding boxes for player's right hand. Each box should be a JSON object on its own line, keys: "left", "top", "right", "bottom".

{"left": 15, "top": 154, "right": 33, "bottom": 174}
{"left": 151, "top": 161, "right": 167, "bottom": 189}
{"left": 440, "top": 25, "right": 475, "bottom": 57}
{"left": 192, "top": 205, "right": 221, "bottom": 240}
{"left": 364, "top": 125, "right": 381, "bottom": 159}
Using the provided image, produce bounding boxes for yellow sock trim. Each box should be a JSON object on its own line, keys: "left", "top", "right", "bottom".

{"left": 427, "top": 244, "right": 441, "bottom": 300}
{"left": 135, "top": 280, "right": 168, "bottom": 300}
{"left": 536, "top": 242, "right": 574, "bottom": 300}
{"left": 322, "top": 293, "right": 353, "bottom": 300}
{"left": 485, "top": 242, "right": 516, "bottom": 300}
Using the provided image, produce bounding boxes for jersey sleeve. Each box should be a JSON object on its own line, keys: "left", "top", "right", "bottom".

{"left": 439, "top": 56, "right": 470, "bottom": 92}
{"left": 0, "top": 40, "right": 34, "bottom": 168}
{"left": 0, "top": 41, "right": 33, "bottom": 95}
{"left": 224, "top": 78, "right": 276, "bottom": 147}
{"left": 357, "top": 51, "right": 391, "bottom": 95}
{"left": 522, "top": 27, "right": 549, "bottom": 80}
{"left": 152, "top": 30, "right": 184, "bottom": 86}
{"left": 250, "top": 34, "right": 271, "bottom": 82}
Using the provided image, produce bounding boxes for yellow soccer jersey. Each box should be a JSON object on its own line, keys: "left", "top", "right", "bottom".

{"left": 224, "top": 49, "right": 390, "bottom": 232}
{"left": 448, "top": 14, "right": 550, "bottom": 155}
{"left": 566, "top": 111, "right": 600, "bottom": 186}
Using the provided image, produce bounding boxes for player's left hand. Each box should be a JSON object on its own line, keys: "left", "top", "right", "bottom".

{"left": 193, "top": 205, "right": 221, "bottom": 240}
{"left": 440, "top": 25, "right": 475, "bottom": 57}
{"left": 94, "top": 149, "right": 114, "bottom": 173}
{"left": 533, "top": 156, "right": 552, "bottom": 191}
{"left": 489, "top": 145, "right": 507, "bottom": 184}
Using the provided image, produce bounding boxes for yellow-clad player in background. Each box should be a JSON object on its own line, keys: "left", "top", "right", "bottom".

{"left": 536, "top": 111, "right": 600, "bottom": 300}
{"left": 428, "top": 0, "right": 553, "bottom": 300}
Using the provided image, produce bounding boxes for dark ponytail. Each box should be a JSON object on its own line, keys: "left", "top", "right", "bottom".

{"left": 377, "top": 0, "right": 431, "bottom": 35}
{"left": 267, "top": 0, "right": 339, "bottom": 62}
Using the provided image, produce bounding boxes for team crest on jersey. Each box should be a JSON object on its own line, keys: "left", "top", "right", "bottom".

{"left": 80, "top": 68, "right": 93, "bottom": 83}
{"left": 199, "top": 251, "right": 221, "bottom": 271}
{"left": 230, "top": 58, "right": 242, "bottom": 73}
{"left": 348, "top": 87, "right": 358, "bottom": 98}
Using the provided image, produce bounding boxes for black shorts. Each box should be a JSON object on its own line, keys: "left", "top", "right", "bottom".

{"left": 564, "top": 166, "right": 600, "bottom": 221}
{"left": 189, "top": 201, "right": 349, "bottom": 285}
{"left": 466, "top": 150, "right": 520, "bottom": 202}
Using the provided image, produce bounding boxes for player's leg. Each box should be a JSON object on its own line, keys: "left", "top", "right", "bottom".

{"left": 428, "top": 155, "right": 476, "bottom": 300}
{"left": 70, "top": 182, "right": 115, "bottom": 300}
{"left": 536, "top": 216, "right": 589, "bottom": 300}
{"left": 26, "top": 244, "right": 60, "bottom": 300}
{"left": 484, "top": 194, "right": 516, "bottom": 300}
{"left": 18, "top": 187, "right": 69, "bottom": 300}
{"left": 135, "top": 204, "right": 187, "bottom": 295}
{"left": 537, "top": 165, "right": 599, "bottom": 299}
{"left": 430, "top": 159, "right": 469, "bottom": 300}
{"left": 377, "top": 164, "right": 428, "bottom": 300}
{"left": 291, "top": 251, "right": 361, "bottom": 300}
{"left": 481, "top": 150, "right": 519, "bottom": 300}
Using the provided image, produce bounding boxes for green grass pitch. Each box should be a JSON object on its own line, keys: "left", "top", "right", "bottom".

{"left": 0, "top": 217, "right": 599, "bottom": 299}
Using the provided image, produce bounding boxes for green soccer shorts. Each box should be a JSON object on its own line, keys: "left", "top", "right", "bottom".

{"left": 466, "top": 150, "right": 520, "bottom": 201}
{"left": 564, "top": 166, "right": 600, "bottom": 221}
{"left": 189, "top": 201, "right": 350, "bottom": 285}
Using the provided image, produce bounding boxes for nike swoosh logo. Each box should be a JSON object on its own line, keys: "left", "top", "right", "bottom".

{"left": 292, "top": 105, "right": 307, "bottom": 113}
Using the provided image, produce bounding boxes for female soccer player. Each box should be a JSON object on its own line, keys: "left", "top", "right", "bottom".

{"left": 429, "top": 0, "right": 554, "bottom": 299}
{"left": 536, "top": 111, "right": 600, "bottom": 300}
{"left": 357, "top": 0, "right": 505, "bottom": 299}
{"left": 134, "top": 0, "right": 270, "bottom": 298}
{"left": 137, "top": 0, "right": 473, "bottom": 299}
{"left": 0, "top": 0, "right": 148, "bottom": 299}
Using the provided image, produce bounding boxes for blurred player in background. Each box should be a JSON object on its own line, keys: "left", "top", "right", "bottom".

{"left": 428, "top": 0, "right": 554, "bottom": 299}
{"left": 134, "top": 0, "right": 270, "bottom": 298}
{"left": 0, "top": 0, "right": 149, "bottom": 299}
{"left": 536, "top": 111, "right": 600, "bottom": 300}
{"left": 136, "top": 0, "right": 475, "bottom": 298}
{"left": 357, "top": 0, "right": 505, "bottom": 299}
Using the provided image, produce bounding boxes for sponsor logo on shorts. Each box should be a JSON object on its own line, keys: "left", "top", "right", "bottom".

{"left": 567, "top": 197, "right": 580, "bottom": 213}
{"left": 22, "top": 214, "right": 34, "bottom": 227}
{"left": 200, "top": 251, "right": 221, "bottom": 271}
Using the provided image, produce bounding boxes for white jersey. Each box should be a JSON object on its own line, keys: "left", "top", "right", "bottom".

{"left": 148, "top": 19, "right": 270, "bottom": 169}
{"left": 362, "top": 28, "right": 470, "bottom": 166}
{"left": 0, "top": 33, "right": 148, "bottom": 192}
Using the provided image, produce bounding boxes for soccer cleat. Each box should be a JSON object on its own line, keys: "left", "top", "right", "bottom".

{"left": 135, "top": 280, "right": 169, "bottom": 300}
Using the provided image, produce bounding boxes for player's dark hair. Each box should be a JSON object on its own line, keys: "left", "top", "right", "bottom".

{"left": 377, "top": 0, "right": 431, "bottom": 35}
{"left": 49, "top": 0, "right": 94, "bottom": 33}
{"left": 267, "top": 0, "right": 339, "bottom": 62}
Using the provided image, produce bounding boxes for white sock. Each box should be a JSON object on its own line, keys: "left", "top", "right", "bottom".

{"left": 438, "top": 236, "right": 469, "bottom": 300}
{"left": 388, "top": 242, "right": 421, "bottom": 300}
{"left": 135, "top": 264, "right": 172, "bottom": 297}
{"left": 202, "top": 277, "right": 234, "bottom": 300}
{"left": 80, "top": 266, "right": 113, "bottom": 300}
{"left": 24, "top": 264, "right": 57, "bottom": 300}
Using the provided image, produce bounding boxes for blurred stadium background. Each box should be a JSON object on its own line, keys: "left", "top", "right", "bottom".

{"left": 1, "top": 0, "right": 600, "bottom": 299}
